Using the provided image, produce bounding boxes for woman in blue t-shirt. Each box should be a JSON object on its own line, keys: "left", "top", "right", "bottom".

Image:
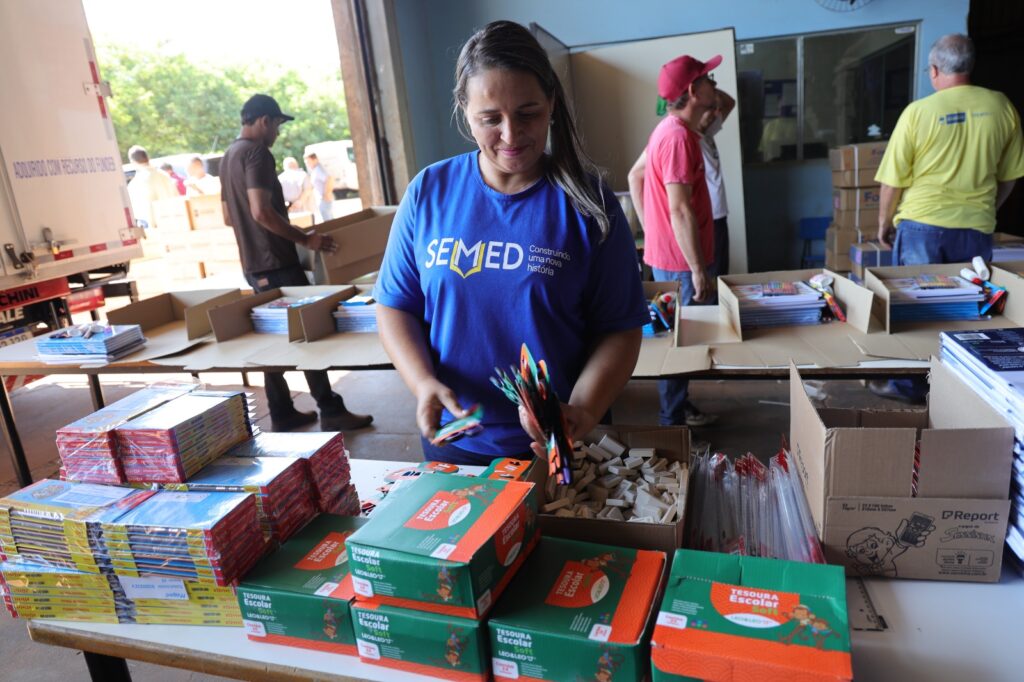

{"left": 374, "top": 20, "right": 650, "bottom": 465}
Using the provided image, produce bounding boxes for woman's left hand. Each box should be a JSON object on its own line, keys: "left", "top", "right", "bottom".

{"left": 520, "top": 403, "right": 598, "bottom": 459}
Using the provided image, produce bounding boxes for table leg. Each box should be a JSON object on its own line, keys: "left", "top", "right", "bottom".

{"left": 83, "top": 651, "right": 132, "bottom": 682}
{"left": 88, "top": 374, "right": 105, "bottom": 410}
{"left": 0, "top": 377, "right": 32, "bottom": 487}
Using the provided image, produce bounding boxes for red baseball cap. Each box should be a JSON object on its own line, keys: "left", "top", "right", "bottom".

{"left": 658, "top": 54, "right": 723, "bottom": 101}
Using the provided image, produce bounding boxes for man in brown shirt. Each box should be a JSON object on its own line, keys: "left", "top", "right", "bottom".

{"left": 221, "top": 94, "right": 372, "bottom": 431}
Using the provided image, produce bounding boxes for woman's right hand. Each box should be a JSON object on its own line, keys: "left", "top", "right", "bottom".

{"left": 415, "top": 377, "right": 467, "bottom": 440}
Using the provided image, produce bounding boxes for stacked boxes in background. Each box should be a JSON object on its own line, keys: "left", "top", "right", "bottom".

{"left": 347, "top": 473, "right": 539, "bottom": 681}
{"left": 828, "top": 141, "right": 886, "bottom": 274}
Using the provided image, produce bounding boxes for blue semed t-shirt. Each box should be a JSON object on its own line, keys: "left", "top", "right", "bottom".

{"left": 374, "top": 152, "right": 648, "bottom": 456}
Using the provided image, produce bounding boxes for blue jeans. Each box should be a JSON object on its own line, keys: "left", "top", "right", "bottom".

{"left": 653, "top": 267, "right": 717, "bottom": 426}
{"left": 420, "top": 437, "right": 531, "bottom": 466}
{"left": 245, "top": 265, "right": 347, "bottom": 419}
{"left": 890, "top": 220, "right": 991, "bottom": 402}
{"left": 893, "top": 219, "right": 993, "bottom": 266}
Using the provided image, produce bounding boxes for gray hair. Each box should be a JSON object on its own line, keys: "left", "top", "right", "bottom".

{"left": 453, "top": 21, "right": 611, "bottom": 240}
{"left": 929, "top": 34, "right": 975, "bottom": 75}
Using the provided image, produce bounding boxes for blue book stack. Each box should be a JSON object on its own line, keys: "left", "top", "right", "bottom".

{"left": 732, "top": 281, "right": 826, "bottom": 330}
{"left": 333, "top": 295, "right": 377, "bottom": 333}
{"left": 939, "top": 328, "right": 1024, "bottom": 573}
{"left": 35, "top": 324, "right": 145, "bottom": 363}
{"left": 250, "top": 295, "right": 328, "bottom": 334}
{"left": 886, "top": 275, "right": 984, "bottom": 323}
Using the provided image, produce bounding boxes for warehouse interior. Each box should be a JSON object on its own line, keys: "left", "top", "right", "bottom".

{"left": 1, "top": 0, "right": 1023, "bottom": 680}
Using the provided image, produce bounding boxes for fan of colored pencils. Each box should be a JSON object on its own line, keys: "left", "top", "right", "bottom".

{"left": 491, "top": 343, "right": 573, "bottom": 484}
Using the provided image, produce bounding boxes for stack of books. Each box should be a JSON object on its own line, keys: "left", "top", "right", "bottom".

{"left": 56, "top": 384, "right": 197, "bottom": 484}
{"left": 333, "top": 295, "right": 377, "bottom": 333}
{"left": 0, "top": 557, "right": 128, "bottom": 624}
{"left": 732, "top": 281, "right": 826, "bottom": 330}
{"left": 886, "top": 275, "right": 984, "bottom": 322}
{"left": 115, "top": 391, "right": 253, "bottom": 483}
{"left": 102, "top": 490, "right": 266, "bottom": 586}
{"left": 35, "top": 324, "right": 145, "bottom": 364}
{"left": 250, "top": 295, "right": 328, "bottom": 334}
{"left": 169, "top": 457, "right": 317, "bottom": 544}
{"left": 227, "top": 432, "right": 354, "bottom": 513}
{"left": 939, "top": 329, "right": 1024, "bottom": 573}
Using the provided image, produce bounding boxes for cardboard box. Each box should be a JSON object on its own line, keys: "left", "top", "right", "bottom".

{"left": 302, "top": 207, "right": 396, "bottom": 284}
{"left": 831, "top": 168, "right": 878, "bottom": 189}
{"left": 829, "top": 141, "right": 887, "bottom": 172}
{"left": 824, "top": 248, "right": 852, "bottom": 274}
{"left": 207, "top": 285, "right": 355, "bottom": 343}
{"left": 537, "top": 425, "right": 689, "bottom": 556}
{"left": 833, "top": 186, "right": 879, "bottom": 212}
{"left": 832, "top": 207, "right": 879, "bottom": 231}
{"left": 151, "top": 197, "right": 191, "bottom": 232}
{"left": 715, "top": 269, "right": 873, "bottom": 343}
{"left": 849, "top": 241, "right": 892, "bottom": 280}
{"left": 351, "top": 602, "right": 489, "bottom": 680}
{"left": 826, "top": 226, "right": 861, "bottom": 259}
{"left": 789, "top": 360, "right": 1014, "bottom": 582}
{"left": 107, "top": 289, "right": 242, "bottom": 341}
{"left": 187, "top": 194, "right": 227, "bottom": 230}
{"left": 862, "top": 262, "right": 1024, "bottom": 335}
{"left": 489, "top": 537, "right": 665, "bottom": 682}
{"left": 345, "top": 473, "right": 539, "bottom": 619}
{"left": 651, "top": 549, "right": 852, "bottom": 682}
{"left": 297, "top": 284, "right": 373, "bottom": 342}
{"left": 236, "top": 515, "right": 366, "bottom": 654}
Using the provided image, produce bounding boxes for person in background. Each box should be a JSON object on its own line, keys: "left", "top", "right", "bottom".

{"left": 871, "top": 33, "right": 1024, "bottom": 402}
{"left": 375, "top": 21, "right": 648, "bottom": 465}
{"left": 278, "top": 156, "right": 313, "bottom": 214}
{"left": 628, "top": 54, "right": 720, "bottom": 430}
{"left": 183, "top": 156, "right": 221, "bottom": 197}
{"left": 304, "top": 152, "right": 334, "bottom": 222}
{"left": 126, "top": 145, "right": 179, "bottom": 228}
{"left": 160, "top": 163, "right": 187, "bottom": 195}
{"left": 220, "top": 94, "right": 373, "bottom": 432}
{"left": 699, "top": 89, "right": 736, "bottom": 277}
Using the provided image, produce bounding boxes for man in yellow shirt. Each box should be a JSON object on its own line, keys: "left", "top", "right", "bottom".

{"left": 876, "top": 33, "right": 1024, "bottom": 264}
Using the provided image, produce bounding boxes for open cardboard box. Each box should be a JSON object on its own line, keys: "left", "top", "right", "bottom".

{"left": 299, "top": 207, "right": 396, "bottom": 284}
{"left": 298, "top": 284, "right": 374, "bottom": 342}
{"left": 789, "top": 359, "right": 1014, "bottom": 582}
{"left": 207, "top": 285, "right": 354, "bottom": 343}
{"left": 106, "top": 289, "right": 243, "bottom": 359}
{"left": 533, "top": 424, "right": 689, "bottom": 557}
{"left": 675, "top": 268, "right": 877, "bottom": 369}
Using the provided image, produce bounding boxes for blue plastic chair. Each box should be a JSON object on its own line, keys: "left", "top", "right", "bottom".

{"left": 799, "top": 216, "right": 832, "bottom": 268}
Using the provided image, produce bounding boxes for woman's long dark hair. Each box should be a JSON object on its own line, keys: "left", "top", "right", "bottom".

{"left": 453, "top": 20, "right": 610, "bottom": 240}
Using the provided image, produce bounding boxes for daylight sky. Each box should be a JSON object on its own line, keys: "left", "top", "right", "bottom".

{"left": 83, "top": 0, "right": 343, "bottom": 78}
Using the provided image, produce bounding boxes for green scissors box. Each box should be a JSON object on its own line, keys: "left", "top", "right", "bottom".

{"left": 488, "top": 537, "right": 666, "bottom": 682}
{"left": 346, "top": 472, "right": 540, "bottom": 618}
{"left": 236, "top": 514, "right": 366, "bottom": 654}
{"left": 651, "top": 549, "right": 852, "bottom": 682}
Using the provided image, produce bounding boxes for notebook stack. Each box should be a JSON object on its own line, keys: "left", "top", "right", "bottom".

{"left": 0, "top": 557, "right": 128, "bottom": 623}
{"left": 115, "top": 391, "right": 254, "bottom": 483}
{"left": 732, "top": 280, "right": 826, "bottom": 330}
{"left": 0, "top": 557, "right": 242, "bottom": 626}
{"left": 939, "top": 329, "right": 1024, "bottom": 573}
{"left": 333, "top": 295, "right": 377, "bottom": 333}
{"left": 0, "top": 479, "right": 154, "bottom": 574}
{"left": 57, "top": 384, "right": 198, "bottom": 484}
{"left": 227, "top": 432, "right": 355, "bottom": 513}
{"left": 168, "top": 457, "right": 317, "bottom": 544}
{"left": 35, "top": 324, "right": 146, "bottom": 364}
{"left": 886, "top": 275, "right": 984, "bottom": 322}
{"left": 250, "top": 295, "right": 328, "bottom": 334}
{"left": 101, "top": 490, "right": 266, "bottom": 586}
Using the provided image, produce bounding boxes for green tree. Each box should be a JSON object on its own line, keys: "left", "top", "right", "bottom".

{"left": 98, "top": 46, "right": 349, "bottom": 169}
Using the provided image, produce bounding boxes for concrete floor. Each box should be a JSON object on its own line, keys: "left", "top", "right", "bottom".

{"left": 0, "top": 367, "right": 902, "bottom": 680}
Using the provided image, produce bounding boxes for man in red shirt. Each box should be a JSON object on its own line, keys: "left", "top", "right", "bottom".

{"left": 628, "top": 54, "right": 720, "bottom": 429}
